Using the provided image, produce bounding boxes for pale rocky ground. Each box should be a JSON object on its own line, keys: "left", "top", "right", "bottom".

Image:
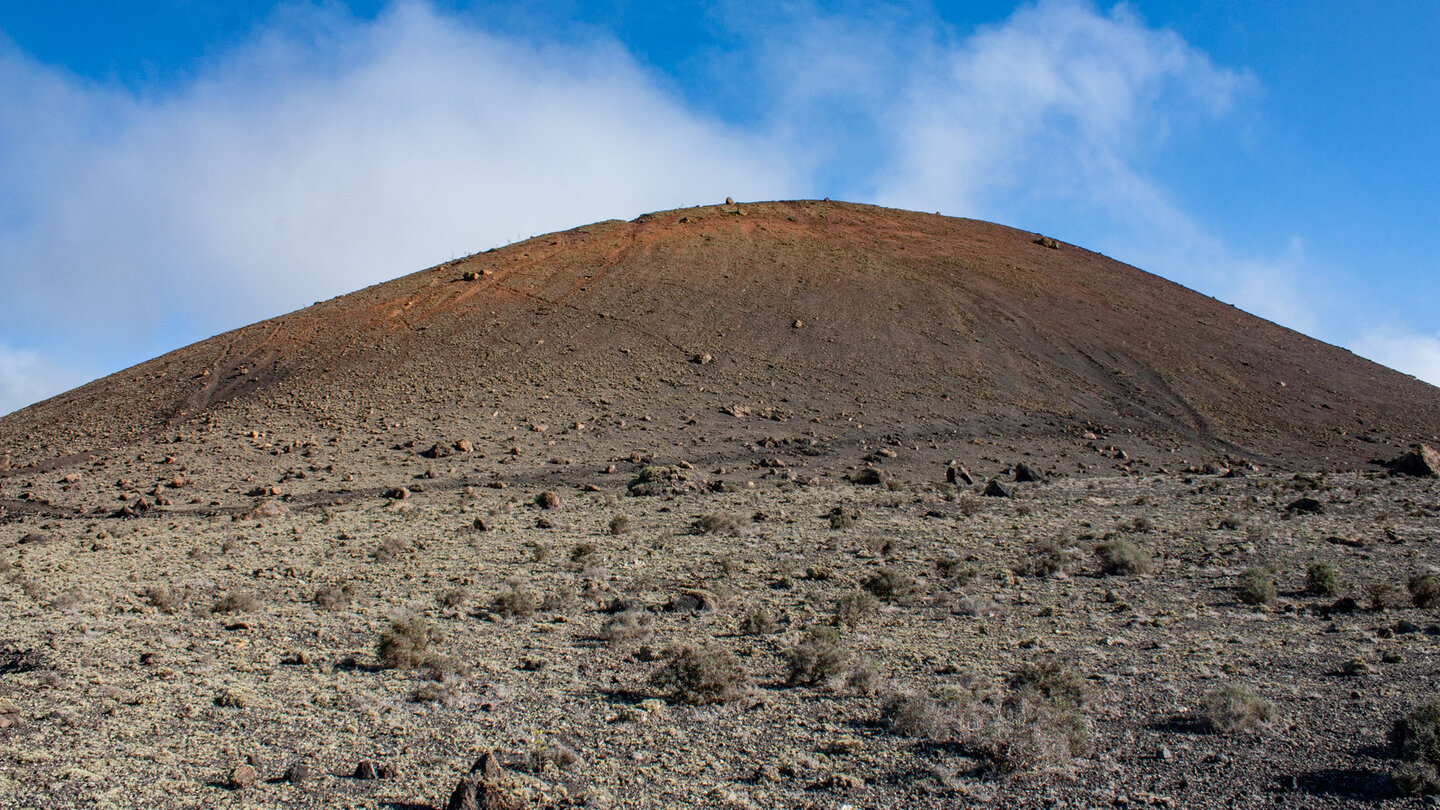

{"left": 3, "top": 455, "right": 1439, "bottom": 808}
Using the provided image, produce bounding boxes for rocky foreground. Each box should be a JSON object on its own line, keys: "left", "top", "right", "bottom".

{"left": 3, "top": 448, "right": 1440, "bottom": 808}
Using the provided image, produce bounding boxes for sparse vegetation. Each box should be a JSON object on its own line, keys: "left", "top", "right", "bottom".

{"left": 493, "top": 581, "right": 540, "bottom": 618}
{"left": 1392, "top": 700, "right": 1440, "bottom": 795}
{"left": 1369, "top": 581, "right": 1410, "bottom": 611}
{"left": 607, "top": 515, "right": 632, "bottom": 536}
{"left": 1306, "top": 563, "right": 1341, "bottom": 597}
{"left": 211, "top": 591, "right": 258, "bottom": 614}
{"left": 833, "top": 589, "right": 877, "bottom": 628}
{"left": 862, "top": 567, "right": 915, "bottom": 601}
{"left": 785, "top": 626, "right": 848, "bottom": 686}
{"left": 143, "top": 586, "right": 181, "bottom": 614}
{"left": 1409, "top": 574, "right": 1440, "bottom": 608}
{"left": 692, "top": 512, "right": 740, "bottom": 535}
{"left": 313, "top": 583, "right": 351, "bottom": 610}
{"left": 649, "top": 645, "right": 748, "bottom": 705}
{"left": 600, "top": 609, "right": 653, "bottom": 643}
{"left": 1197, "top": 684, "right": 1278, "bottom": 734}
{"left": 739, "top": 606, "right": 778, "bottom": 635}
{"left": 828, "top": 507, "right": 857, "bottom": 529}
{"left": 1095, "top": 538, "right": 1152, "bottom": 576}
{"left": 378, "top": 616, "right": 442, "bottom": 670}
{"left": 1237, "top": 567, "right": 1277, "bottom": 607}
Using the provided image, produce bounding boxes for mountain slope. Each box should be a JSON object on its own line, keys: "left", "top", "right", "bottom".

{"left": 2, "top": 200, "right": 1435, "bottom": 484}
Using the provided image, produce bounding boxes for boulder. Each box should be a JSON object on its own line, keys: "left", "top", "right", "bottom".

{"left": 983, "top": 479, "right": 1013, "bottom": 498}
{"left": 1013, "top": 463, "right": 1045, "bottom": 483}
{"left": 945, "top": 464, "right": 974, "bottom": 486}
{"left": 1390, "top": 444, "right": 1440, "bottom": 477}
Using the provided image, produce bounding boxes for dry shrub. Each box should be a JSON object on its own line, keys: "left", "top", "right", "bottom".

{"left": 862, "top": 567, "right": 915, "bottom": 601}
{"left": 1237, "top": 567, "right": 1277, "bottom": 607}
{"left": 437, "top": 588, "right": 470, "bottom": 609}
{"left": 1197, "top": 684, "right": 1278, "bottom": 734}
{"left": 212, "top": 591, "right": 259, "bottom": 614}
{"left": 692, "top": 512, "right": 741, "bottom": 535}
{"left": 1094, "top": 539, "right": 1152, "bottom": 576}
{"left": 493, "top": 580, "right": 540, "bottom": 618}
{"left": 1392, "top": 700, "right": 1440, "bottom": 795}
{"left": 650, "top": 645, "right": 748, "bottom": 705}
{"left": 1409, "top": 575, "right": 1440, "bottom": 608}
{"left": 378, "top": 616, "right": 442, "bottom": 670}
{"left": 600, "top": 609, "right": 653, "bottom": 643}
{"left": 835, "top": 589, "right": 878, "bottom": 628}
{"left": 785, "top": 626, "right": 848, "bottom": 686}
{"left": 608, "top": 515, "right": 632, "bottom": 536}
{"left": 144, "top": 586, "right": 182, "bottom": 614}
{"left": 372, "top": 536, "right": 409, "bottom": 562}
{"left": 1024, "top": 537, "right": 1077, "bottom": 578}
{"left": 313, "top": 583, "right": 352, "bottom": 610}
{"left": 1370, "top": 581, "right": 1410, "bottom": 611}
{"left": 973, "top": 698, "right": 1093, "bottom": 775}
{"left": 739, "top": 606, "right": 778, "bottom": 636}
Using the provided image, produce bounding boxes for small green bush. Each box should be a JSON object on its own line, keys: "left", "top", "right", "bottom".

{"left": 1392, "top": 699, "right": 1440, "bottom": 794}
{"left": 1409, "top": 575, "right": 1440, "bottom": 608}
{"left": 1237, "top": 567, "right": 1277, "bottom": 607}
{"left": 1305, "top": 563, "right": 1341, "bottom": 597}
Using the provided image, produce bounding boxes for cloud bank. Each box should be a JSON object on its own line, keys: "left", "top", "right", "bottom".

{"left": 0, "top": 3, "right": 802, "bottom": 414}
{"left": 0, "top": 0, "right": 1433, "bottom": 415}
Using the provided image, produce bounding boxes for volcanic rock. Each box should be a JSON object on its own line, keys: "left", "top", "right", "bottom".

{"left": 1390, "top": 444, "right": 1440, "bottom": 477}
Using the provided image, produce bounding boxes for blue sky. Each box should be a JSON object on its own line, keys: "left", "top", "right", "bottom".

{"left": 1, "top": 1, "right": 1436, "bottom": 416}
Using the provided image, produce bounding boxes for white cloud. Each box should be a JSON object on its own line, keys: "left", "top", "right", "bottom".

{"left": 1352, "top": 328, "right": 1440, "bottom": 387}
{"left": 0, "top": 2, "right": 802, "bottom": 406}
{"left": 0, "top": 344, "right": 91, "bottom": 417}
{"left": 872, "top": 0, "right": 1249, "bottom": 221}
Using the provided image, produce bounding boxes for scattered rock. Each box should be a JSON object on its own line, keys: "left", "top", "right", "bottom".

{"left": 692, "top": 353, "right": 714, "bottom": 365}
{"left": 386, "top": 487, "right": 411, "bottom": 500}
{"left": 19, "top": 532, "right": 56, "bottom": 545}
{"left": 983, "top": 479, "right": 1013, "bottom": 498}
{"left": 1390, "top": 444, "right": 1440, "bottom": 477}
{"left": 1034, "top": 235, "right": 1060, "bottom": 249}
{"left": 227, "top": 764, "right": 259, "bottom": 790}
{"left": 535, "top": 491, "right": 562, "bottom": 510}
{"left": 945, "top": 464, "right": 974, "bottom": 486}
{"left": 445, "top": 776, "right": 524, "bottom": 810}
{"left": 849, "top": 467, "right": 884, "bottom": 486}
{"left": 470, "top": 750, "right": 504, "bottom": 780}
{"left": 455, "top": 439, "right": 475, "bottom": 453}
{"left": 283, "top": 761, "right": 313, "bottom": 785}
{"left": 667, "top": 588, "right": 720, "bottom": 613}
{"left": 725, "top": 196, "right": 734, "bottom": 205}
{"left": 1013, "top": 462, "right": 1045, "bottom": 483}
{"left": 244, "top": 500, "right": 289, "bottom": 520}
{"left": 1284, "top": 497, "right": 1324, "bottom": 516}
{"left": 424, "top": 442, "right": 456, "bottom": 459}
